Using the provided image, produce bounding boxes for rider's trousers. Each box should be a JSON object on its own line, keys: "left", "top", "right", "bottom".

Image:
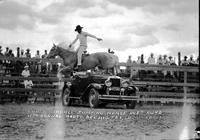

{"left": 77, "top": 45, "right": 87, "bottom": 65}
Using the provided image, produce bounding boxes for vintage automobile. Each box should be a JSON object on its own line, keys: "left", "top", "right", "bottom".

{"left": 62, "top": 72, "right": 139, "bottom": 108}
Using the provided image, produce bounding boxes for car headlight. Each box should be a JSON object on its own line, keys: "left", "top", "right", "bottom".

{"left": 122, "top": 80, "right": 129, "bottom": 88}
{"left": 105, "top": 79, "right": 112, "bottom": 87}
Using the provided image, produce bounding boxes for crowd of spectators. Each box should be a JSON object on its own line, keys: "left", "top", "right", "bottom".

{"left": 0, "top": 45, "right": 48, "bottom": 58}
{"left": 0, "top": 45, "right": 62, "bottom": 77}
{"left": 126, "top": 53, "right": 199, "bottom": 66}
{"left": 125, "top": 53, "right": 199, "bottom": 80}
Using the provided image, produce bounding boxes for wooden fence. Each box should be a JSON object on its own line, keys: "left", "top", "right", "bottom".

{"left": 0, "top": 56, "right": 199, "bottom": 104}
{"left": 119, "top": 63, "right": 199, "bottom": 103}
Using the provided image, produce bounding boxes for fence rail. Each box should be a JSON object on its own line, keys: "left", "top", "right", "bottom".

{"left": 119, "top": 62, "right": 199, "bottom": 103}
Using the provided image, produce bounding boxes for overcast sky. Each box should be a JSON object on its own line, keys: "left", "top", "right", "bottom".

{"left": 0, "top": 0, "right": 199, "bottom": 62}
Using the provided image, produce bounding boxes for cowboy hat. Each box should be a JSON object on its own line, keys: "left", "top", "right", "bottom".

{"left": 75, "top": 25, "right": 83, "bottom": 31}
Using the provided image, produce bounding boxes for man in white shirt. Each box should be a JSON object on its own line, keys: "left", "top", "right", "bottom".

{"left": 136, "top": 56, "right": 141, "bottom": 64}
{"left": 147, "top": 53, "right": 155, "bottom": 65}
{"left": 35, "top": 50, "right": 40, "bottom": 58}
{"left": 69, "top": 25, "right": 102, "bottom": 70}
{"left": 21, "top": 65, "right": 33, "bottom": 88}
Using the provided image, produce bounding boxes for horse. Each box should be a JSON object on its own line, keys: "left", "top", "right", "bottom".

{"left": 47, "top": 44, "right": 119, "bottom": 75}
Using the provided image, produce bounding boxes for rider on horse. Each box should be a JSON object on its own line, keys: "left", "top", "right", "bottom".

{"left": 68, "top": 25, "right": 103, "bottom": 70}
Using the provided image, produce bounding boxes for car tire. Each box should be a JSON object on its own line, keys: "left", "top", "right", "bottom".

{"left": 89, "top": 88, "right": 99, "bottom": 108}
{"left": 62, "top": 88, "right": 72, "bottom": 106}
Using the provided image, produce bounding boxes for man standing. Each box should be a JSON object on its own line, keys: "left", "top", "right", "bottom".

{"left": 69, "top": 25, "right": 102, "bottom": 70}
{"left": 147, "top": 53, "right": 156, "bottom": 65}
{"left": 42, "top": 50, "right": 48, "bottom": 58}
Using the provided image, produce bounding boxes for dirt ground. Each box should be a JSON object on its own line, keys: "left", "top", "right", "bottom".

{"left": 0, "top": 101, "right": 199, "bottom": 140}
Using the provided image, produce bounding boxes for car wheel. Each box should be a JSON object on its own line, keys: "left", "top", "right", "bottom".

{"left": 126, "top": 92, "right": 137, "bottom": 109}
{"left": 62, "top": 88, "right": 72, "bottom": 106}
{"left": 89, "top": 88, "right": 99, "bottom": 108}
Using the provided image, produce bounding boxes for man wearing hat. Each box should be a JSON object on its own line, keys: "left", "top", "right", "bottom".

{"left": 22, "top": 65, "right": 30, "bottom": 77}
{"left": 4, "top": 47, "right": 9, "bottom": 57}
{"left": 25, "top": 49, "right": 31, "bottom": 58}
{"left": 69, "top": 25, "right": 103, "bottom": 70}
{"left": 162, "top": 54, "right": 168, "bottom": 65}
{"left": 188, "top": 55, "right": 196, "bottom": 66}
{"left": 42, "top": 50, "right": 48, "bottom": 58}
{"left": 21, "top": 65, "right": 33, "bottom": 88}
{"left": 147, "top": 53, "right": 155, "bottom": 65}
{"left": 35, "top": 50, "right": 41, "bottom": 58}
{"left": 168, "top": 56, "right": 176, "bottom": 65}
{"left": 181, "top": 56, "right": 188, "bottom": 66}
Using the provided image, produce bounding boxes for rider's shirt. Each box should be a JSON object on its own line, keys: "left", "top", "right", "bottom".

{"left": 77, "top": 31, "right": 88, "bottom": 47}
{"left": 76, "top": 31, "right": 95, "bottom": 47}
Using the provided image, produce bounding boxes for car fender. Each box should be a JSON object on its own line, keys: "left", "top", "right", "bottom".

{"left": 82, "top": 83, "right": 103, "bottom": 102}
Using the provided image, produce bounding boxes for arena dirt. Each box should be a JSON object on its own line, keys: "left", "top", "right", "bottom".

{"left": 0, "top": 102, "right": 199, "bottom": 140}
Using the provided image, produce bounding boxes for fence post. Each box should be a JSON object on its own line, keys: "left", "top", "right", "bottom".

{"left": 183, "top": 71, "right": 187, "bottom": 100}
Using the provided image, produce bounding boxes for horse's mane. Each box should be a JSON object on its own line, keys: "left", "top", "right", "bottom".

{"left": 57, "top": 42, "right": 76, "bottom": 52}
{"left": 57, "top": 45, "right": 76, "bottom": 55}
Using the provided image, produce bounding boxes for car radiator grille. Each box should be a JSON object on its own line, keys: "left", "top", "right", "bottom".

{"left": 110, "top": 78, "right": 120, "bottom": 87}
{"left": 109, "top": 90, "right": 120, "bottom": 95}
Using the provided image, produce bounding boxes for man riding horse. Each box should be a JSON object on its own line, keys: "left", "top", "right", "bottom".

{"left": 68, "top": 25, "right": 103, "bottom": 70}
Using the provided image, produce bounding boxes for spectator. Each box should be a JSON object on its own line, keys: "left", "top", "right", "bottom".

{"left": 126, "top": 55, "right": 132, "bottom": 64}
{"left": 141, "top": 54, "right": 144, "bottom": 64}
{"left": 162, "top": 55, "right": 168, "bottom": 65}
{"left": 168, "top": 56, "right": 176, "bottom": 65}
{"left": 126, "top": 55, "right": 132, "bottom": 73}
{"left": 181, "top": 56, "right": 188, "bottom": 66}
{"left": 147, "top": 53, "right": 156, "bottom": 64}
{"left": 4, "top": 47, "right": 9, "bottom": 57}
{"left": 168, "top": 56, "right": 176, "bottom": 77}
{"left": 20, "top": 49, "right": 26, "bottom": 58}
{"left": 136, "top": 56, "right": 141, "bottom": 64}
{"left": 17, "top": 47, "right": 20, "bottom": 57}
{"left": 21, "top": 65, "right": 33, "bottom": 88}
{"left": 25, "top": 49, "right": 31, "bottom": 58}
{"left": 162, "top": 55, "right": 169, "bottom": 76}
{"left": 21, "top": 65, "right": 34, "bottom": 103}
{"left": 8, "top": 50, "right": 14, "bottom": 57}
{"left": 196, "top": 56, "right": 199, "bottom": 65}
{"left": 188, "top": 55, "right": 196, "bottom": 66}
{"left": 42, "top": 50, "right": 48, "bottom": 58}
{"left": 157, "top": 55, "right": 162, "bottom": 65}
{"left": 35, "top": 50, "right": 40, "bottom": 58}
{"left": 0, "top": 46, "right": 3, "bottom": 56}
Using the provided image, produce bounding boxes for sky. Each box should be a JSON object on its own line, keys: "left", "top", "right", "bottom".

{"left": 0, "top": 0, "right": 199, "bottom": 62}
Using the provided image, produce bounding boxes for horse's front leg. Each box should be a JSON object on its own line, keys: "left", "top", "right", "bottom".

{"left": 57, "top": 66, "right": 73, "bottom": 78}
